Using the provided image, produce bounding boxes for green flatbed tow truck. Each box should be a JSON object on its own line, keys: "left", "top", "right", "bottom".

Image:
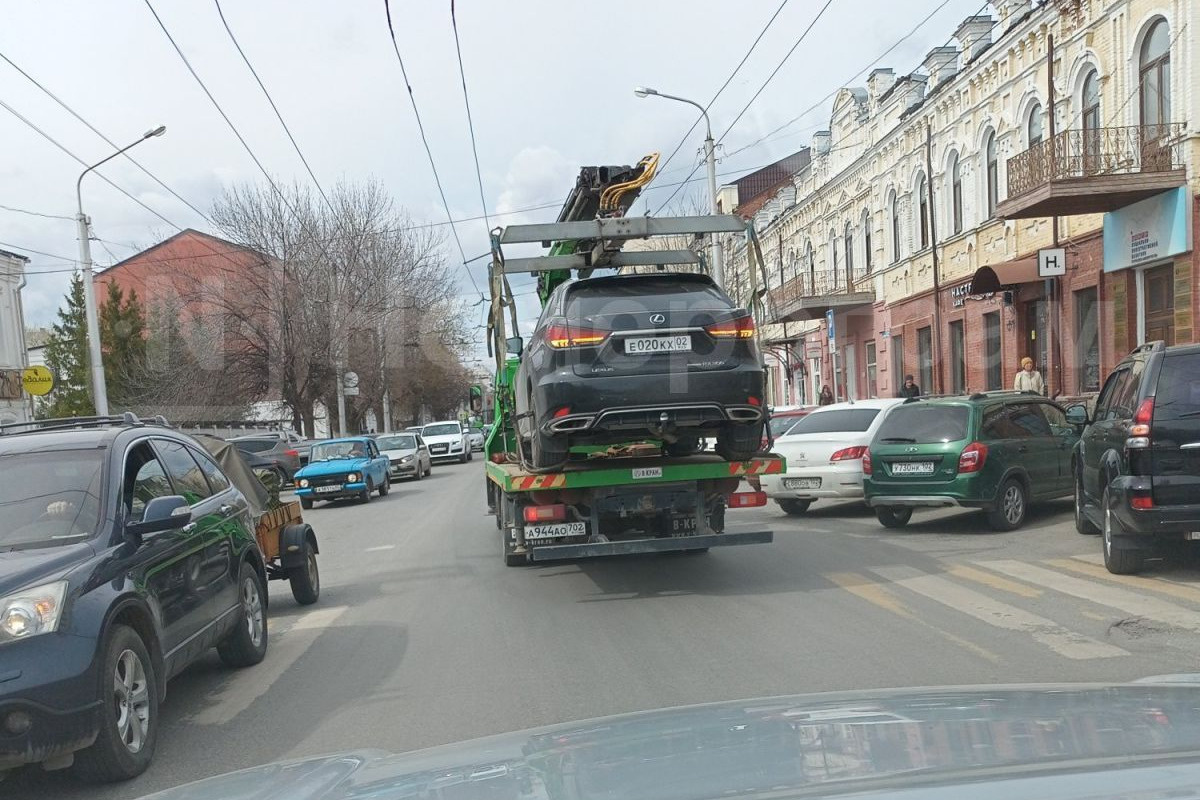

{"left": 482, "top": 154, "right": 782, "bottom": 566}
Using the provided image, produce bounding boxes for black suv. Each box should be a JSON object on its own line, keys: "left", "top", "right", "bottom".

{"left": 1071, "top": 342, "right": 1200, "bottom": 574}
{"left": 514, "top": 273, "right": 767, "bottom": 469}
{"left": 0, "top": 415, "right": 269, "bottom": 781}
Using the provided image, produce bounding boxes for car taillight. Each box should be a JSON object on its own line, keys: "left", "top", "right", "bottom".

{"left": 705, "top": 315, "right": 756, "bottom": 339}
{"left": 958, "top": 441, "right": 988, "bottom": 473}
{"left": 862, "top": 449, "right": 872, "bottom": 475}
{"left": 1130, "top": 492, "right": 1155, "bottom": 510}
{"left": 285, "top": 449, "right": 299, "bottom": 457}
{"left": 523, "top": 504, "right": 567, "bottom": 523}
{"left": 1128, "top": 397, "right": 1154, "bottom": 448}
{"left": 728, "top": 491, "right": 767, "bottom": 508}
{"left": 544, "top": 324, "right": 608, "bottom": 349}
{"left": 830, "top": 445, "right": 867, "bottom": 462}
{"left": 552, "top": 406, "right": 572, "bottom": 418}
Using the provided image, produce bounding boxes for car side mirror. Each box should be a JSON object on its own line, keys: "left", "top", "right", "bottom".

{"left": 1064, "top": 404, "right": 1089, "bottom": 426}
{"left": 506, "top": 336, "right": 524, "bottom": 356}
{"left": 126, "top": 495, "right": 192, "bottom": 539}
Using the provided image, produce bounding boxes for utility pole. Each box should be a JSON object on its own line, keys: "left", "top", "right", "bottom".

{"left": 1047, "top": 32, "right": 1063, "bottom": 397}
{"left": 925, "top": 123, "right": 944, "bottom": 394}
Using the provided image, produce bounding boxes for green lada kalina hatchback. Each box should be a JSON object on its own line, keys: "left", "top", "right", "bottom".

{"left": 863, "top": 392, "right": 1083, "bottom": 531}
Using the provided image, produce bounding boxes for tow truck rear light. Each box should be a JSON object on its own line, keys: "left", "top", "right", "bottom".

{"left": 705, "top": 315, "right": 756, "bottom": 339}
{"left": 523, "top": 504, "right": 567, "bottom": 523}
{"left": 862, "top": 449, "right": 872, "bottom": 475}
{"left": 1128, "top": 397, "right": 1155, "bottom": 448}
{"left": 728, "top": 491, "right": 767, "bottom": 508}
{"left": 958, "top": 441, "right": 988, "bottom": 474}
{"left": 830, "top": 445, "right": 867, "bottom": 462}
{"left": 544, "top": 324, "right": 608, "bottom": 349}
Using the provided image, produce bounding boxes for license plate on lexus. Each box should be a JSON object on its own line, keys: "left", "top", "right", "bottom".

{"left": 314, "top": 485, "right": 340, "bottom": 493}
{"left": 892, "top": 462, "right": 934, "bottom": 475}
{"left": 784, "top": 478, "right": 821, "bottom": 489}
{"left": 625, "top": 335, "right": 691, "bottom": 354}
{"left": 525, "top": 522, "right": 586, "bottom": 540}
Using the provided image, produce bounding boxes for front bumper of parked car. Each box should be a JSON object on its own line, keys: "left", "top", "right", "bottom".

{"left": 389, "top": 459, "right": 418, "bottom": 478}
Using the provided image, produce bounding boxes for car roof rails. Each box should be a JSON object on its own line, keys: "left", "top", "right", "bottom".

{"left": 0, "top": 411, "right": 173, "bottom": 436}
{"left": 966, "top": 390, "right": 1037, "bottom": 401}
{"left": 1131, "top": 340, "right": 1167, "bottom": 355}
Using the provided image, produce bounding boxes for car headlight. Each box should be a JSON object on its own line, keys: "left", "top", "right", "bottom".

{"left": 401, "top": 455, "right": 414, "bottom": 464}
{"left": 0, "top": 581, "right": 67, "bottom": 644}
{"left": 347, "top": 473, "right": 359, "bottom": 483}
{"left": 298, "top": 478, "right": 309, "bottom": 488}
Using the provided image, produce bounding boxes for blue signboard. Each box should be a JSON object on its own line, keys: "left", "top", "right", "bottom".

{"left": 826, "top": 309, "right": 835, "bottom": 341}
{"left": 1102, "top": 186, "right": 1191, "bottom": 273}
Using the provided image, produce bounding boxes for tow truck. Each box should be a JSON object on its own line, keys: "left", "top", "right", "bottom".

{"left": 483, "top": 153, "right": 783, "bottom": 566}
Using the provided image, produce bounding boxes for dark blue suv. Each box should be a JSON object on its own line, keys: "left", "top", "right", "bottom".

{"left": 0, "top": 415, "right": 268, "bottom": 782}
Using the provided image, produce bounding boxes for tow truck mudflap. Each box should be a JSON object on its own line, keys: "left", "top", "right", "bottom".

{"left": 527, "top": 530, "right": 773, "bottom": 561}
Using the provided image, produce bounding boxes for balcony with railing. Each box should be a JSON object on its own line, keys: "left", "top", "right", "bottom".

{"left": 996, "top": 123, "right": 1186, "bottom": 219}
{"left": 767, "top": 268, "right": 874, "bottom": 323}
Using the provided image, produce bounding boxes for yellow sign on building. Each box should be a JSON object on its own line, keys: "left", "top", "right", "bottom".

{"left": 21, "top": 365, "right": 54, "bottom": 396}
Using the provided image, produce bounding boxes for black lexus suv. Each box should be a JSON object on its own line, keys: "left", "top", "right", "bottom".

{"left": 1071, "top": 342, "right": 1200, "bottom": 574}
{"left": 514, "top": 273, "right": 767, "bottom": 469}
{"left": 0, "top": 415, "right": 268, "bottom": 782}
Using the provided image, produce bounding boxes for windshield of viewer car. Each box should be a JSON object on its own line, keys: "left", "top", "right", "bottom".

{"left": 785, "top": 408, "right": 880, "bottom": 435}
{"left": 423, "top": 423, "right": 460, "bottom": 437}
{"left": 310, "top": 441, "right": 367, "bottom": 461}
{"left": 377, "top": 435, "right": 417, "bottom": 451}
{"left": 876, "top": 405, "right": 971, "bottom": 443}
{"left": 0, "top": 451, "right": 104, "bottom": 549}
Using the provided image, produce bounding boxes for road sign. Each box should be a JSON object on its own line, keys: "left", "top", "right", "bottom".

{"left": 1038, "top": 247, "right": 1066, "bottom": 277}
{"left": 343, "top": 370, "right": 360, "bottom": 397}
{"left": 21, "top": 365, "right": 54, "bottom": 396}
{"left": 825, "top": 309, "right": 835, "bottom": 341}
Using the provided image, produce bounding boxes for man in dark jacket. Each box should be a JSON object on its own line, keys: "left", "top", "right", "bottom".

{"left": 898, "top": 374, "right": 921, "bottom": 399}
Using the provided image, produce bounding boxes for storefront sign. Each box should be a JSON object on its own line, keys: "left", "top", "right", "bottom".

{"left": 1103, "top": 186, "right": 1191, "bottom": 273}
{"left": 950, "top": 282, "right": 993, "bottom": 308}
{"left": 804, "top": 341, "right": 822, "bottom": 359}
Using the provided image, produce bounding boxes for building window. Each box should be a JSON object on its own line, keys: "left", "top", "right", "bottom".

{"left": 1140, "top": 18, "right": 1171, "bottom": 136}
{"left": 865, "top": 341, "right": 877, "bottom": 398}
{"left": 844, "top": 222, "right": 854, "bottom": 285}
{"left": 1027, "top": 101, "right": 1044, "bottom": 147}
{"left": 985, "top": 131, "right": 998, "bottom": 218}
{"left": 950, "top": 153, "right": 963, "bottom": 235}
{"left": 891, "top": 333, "right": 904, "bottom": 393}
{"left": 862, "top": 209, "right": 873, "bottom": 273}
{"left": 916, "top": 174, "right": 929, "bottom": 250}
{"left": 984, "top": 312, "right": 1002, "bottom": 390}
{"left": 888, "top": 191, "right": 901, "bottom": 263}
{"left": 1075, "top": 288, "right": 1100, "bottom": 393}
{"left": 830, "top": 233, "right": 839, "bottom": 289}
{"left": 805, "top": 241, "right": 815, "bottom": 293}
{"left": 917, "top": 326, "right": 933, "bottom": 395}
{"left": 1081, "top": 69, "right": 1101, "bottom": 174}
{"left": 1144, "top": 263, "right": 1176, "bottom": 345}
{"left": 949, "top": 320, "right": 966, "bottom": 393}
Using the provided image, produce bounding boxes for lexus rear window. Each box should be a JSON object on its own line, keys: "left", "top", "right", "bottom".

{"left": 1154, "top": 353, "right": 1200, "bottom": 420}
{"left": 232, "top": 439, "right": 274, "bottom": 452}
{"left": 784, "top": 408, "right": 880, "bottom": 435}
{"left": 876, "top": 405, "right": 970, "bottom": 443}
{"left": 565, "top": 280, "right": 731, "bottom": 315}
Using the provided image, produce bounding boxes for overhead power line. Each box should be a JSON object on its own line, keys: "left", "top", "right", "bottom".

{"left": 383, "top": 0, "right": 482, "bottom": 297}
{"left": 0, "top": 203, "right": 73, "bottom": 221}
{"left": 450, "top": 0, "right": 492, "bottom": 233}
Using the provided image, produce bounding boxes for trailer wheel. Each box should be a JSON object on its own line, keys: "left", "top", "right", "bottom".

{"left": 288, "top": 540, "right": 320, "bottom": 605}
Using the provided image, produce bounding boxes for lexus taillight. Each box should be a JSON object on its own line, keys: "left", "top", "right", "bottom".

{"left": 958, "top": 441, "right": 988, "bottom": 473}
{"left": 544, "top": 324, "right": 608, "bottom": 349}
{"left": 831, "top": 445, "right": 867, "bottom": 462}
{"left": 705, "top": 315, "right": 756, "bottom": 339}
{"left": 862, "top": 449, "right": 872, "bottom": 475}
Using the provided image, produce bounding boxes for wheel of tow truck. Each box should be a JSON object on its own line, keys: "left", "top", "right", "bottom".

{"left": 378, "top": 475, "right": 390, "bottom": 497}
{"left": 300, "top": 496, "right": 313, "bottom": 511}
{"left": 289, "top": 539, "right": 320, "bottom": 605}
{"left": 360, "top": 478, "right": 373, "bottom": 503}
{"left": 531, "top": 428, "right": 569, "bottom": 470}
{"left": 778, "top": 499, "right": 812, "bottom": 516}
{"left": 875, "top": 506, "right": 913, "bottom": 529}
{"left": 664, "top": 436, "right": 701, "bottom": 457}
{"left": 715, "top": 421, "right": 763, "bottom": 462}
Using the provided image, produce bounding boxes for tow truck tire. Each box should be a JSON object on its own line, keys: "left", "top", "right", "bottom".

{"left": 300, "top": 497, "right": 313, "bottom": 510}
{"left": 715, "top": 422, "right": 763, "bottom": 462}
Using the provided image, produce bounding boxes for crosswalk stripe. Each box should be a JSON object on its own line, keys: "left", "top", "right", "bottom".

{"left": 945, "top": 564, "right": 1042, "bottom": 598}
{"left": 871, "top": 566, "right": 1128, "bottom": 660}
{"left": 981, "top": 560, "right": 1200, "bottom": 632}
{"left": 1049, "top": 558, "right": 1200, "bottom": 605}
{"left": 825, "top": 572, "right": 999, "bottom": 662}
{"left": 1072, "top": 552, "right": 1105, "bottom": 566}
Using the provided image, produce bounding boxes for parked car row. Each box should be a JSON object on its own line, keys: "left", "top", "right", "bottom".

{"left": 763, "top": 341, "right": 1200, "bottom": 575}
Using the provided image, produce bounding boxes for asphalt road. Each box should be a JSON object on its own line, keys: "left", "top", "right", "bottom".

{"left": 12, "top": 458, "right": 1200, "bottom": 799}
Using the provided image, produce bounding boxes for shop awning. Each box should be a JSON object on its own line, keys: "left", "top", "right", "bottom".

{"left": 967, "top": 258, "right": 1040, "bottom": 294}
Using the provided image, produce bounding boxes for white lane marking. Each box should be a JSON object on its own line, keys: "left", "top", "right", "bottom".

{"left": 364, "top": 545, "right": 396, "bottom": 552}
{"left": 872, "top": 566, "right": 1128, "bottom": 660}
{"left": 981, "top": 560, "right": 1200, "bottom": 633}
{"left": 191, "top": 606, "right": 349, "bottom": 726}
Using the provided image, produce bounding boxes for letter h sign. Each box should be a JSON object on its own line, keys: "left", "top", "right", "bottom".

{"left": 1038, "top": 247, "right": 1066, "bottom": 277}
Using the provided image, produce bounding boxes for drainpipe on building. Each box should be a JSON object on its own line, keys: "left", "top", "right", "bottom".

{"left": 1047, "top": 32, "right": 1064, "bottom": 398}
{"left": 926, "top": 123, "right": 944, "bottom": 394}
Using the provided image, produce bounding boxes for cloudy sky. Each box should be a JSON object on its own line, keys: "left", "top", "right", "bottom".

{"left": 2, "top": 0, "right": 985, "bottom": 349}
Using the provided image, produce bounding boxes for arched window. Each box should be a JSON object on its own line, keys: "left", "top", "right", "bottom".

{"left": 862, "top": 209, "right": 873, "bottom": 273}
{"left": 1081, "top": 69, "right": 1102, "bottom": 174}
{"left": 805, "top": 241, "right": 815, "bottom": 292}
{"left": 844, "top": 221, "right": 854, "bottom": 284}
{"left": 915, "top": 173, "right": 929, "bottom": 250}
{"left": 1027, "top": 101, "right": 1044, "bottom": 147}
{"left": 949, "top": 152, "right": 963, "bottom": 235}
{"left": 888, "top": 190, "right": 901, "bottom": 263}
{"left": 1140, "top": 18, "right": 1171, "bottom": 136}
{"left": 829, "top": 232, "right": 839, "bottom": 290}
{"left": 984, "top": 131, "right": 998, "bottom": 218}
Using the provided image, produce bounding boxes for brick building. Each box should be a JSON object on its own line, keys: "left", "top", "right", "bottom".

{"left": 723, "top": 0, "right": 1197, "bottom": 406}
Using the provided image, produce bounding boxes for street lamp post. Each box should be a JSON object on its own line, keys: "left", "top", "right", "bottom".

{"left": 76, "top": 125, "right": 167, "bottom": 416}
{"left": 634, "top": 87, "right": 725, "bottom": 289}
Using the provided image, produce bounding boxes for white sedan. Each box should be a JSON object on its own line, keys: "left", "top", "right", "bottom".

{"left": 761, "top": 398, "right": 906, "bottom": 515}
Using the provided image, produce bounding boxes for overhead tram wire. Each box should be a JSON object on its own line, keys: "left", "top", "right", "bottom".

{"left": 383, "top": 0, "right": 482, "bottom": 298}
{"left": 0, "top": 49, "right": 215, "bottom": 227}
{"left": 0, "top": 203, "right": 73, "bottom": 221}
{"left": 450, "top": 0, "right": 492, "bottom": 233}
{"left": 653, "top": 0, "right": 838, "bottom": 214}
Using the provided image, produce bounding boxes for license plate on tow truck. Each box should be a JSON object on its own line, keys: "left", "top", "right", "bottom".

{"left": 525, "top": 522, "right": 586, "bottom": 540}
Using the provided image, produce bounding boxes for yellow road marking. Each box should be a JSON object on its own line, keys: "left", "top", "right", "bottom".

{"left": 946, "top": 564, "right": 1042, "bottom": 598}
{"left": 1048, "top": 559, "right": 1200, "bottom": 606}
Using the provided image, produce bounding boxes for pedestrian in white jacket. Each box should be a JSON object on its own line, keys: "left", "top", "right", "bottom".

{"left": 1014, "top": 356, "right": 1045, "bottom": 395}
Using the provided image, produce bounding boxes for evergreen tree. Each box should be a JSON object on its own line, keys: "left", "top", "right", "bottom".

{"left": 40, "top": 273, "right": 94, "bottom": 418}
{"left": 99, "top": 281, "right": 147, "bottom": 408}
